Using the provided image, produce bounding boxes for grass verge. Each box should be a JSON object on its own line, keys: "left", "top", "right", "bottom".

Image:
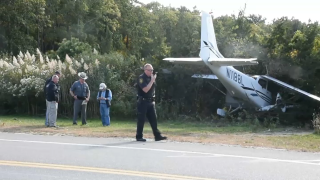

{"left": 0, "top": 115, "right": 319, "bottom": 152}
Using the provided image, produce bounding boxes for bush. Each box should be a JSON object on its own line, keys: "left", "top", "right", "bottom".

{"left": 0, "top": 49, "right": 140, "bottom": 118}
{"left": 312, "top": 112, "right": 320, "bottom": 134}
{"left": 56, "top": 38, "right": 93, "bottom": 60}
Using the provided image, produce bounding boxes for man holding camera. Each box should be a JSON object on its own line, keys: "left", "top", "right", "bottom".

{"left": 69, "top": 72, "right": 90, "bottom": 125}
{"left": 136, "top": 63, "right": 167, "bottom": 142}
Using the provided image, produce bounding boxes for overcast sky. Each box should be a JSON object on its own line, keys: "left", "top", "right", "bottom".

{"left": 139, "top": 0, "right": 320, "bottom": 23}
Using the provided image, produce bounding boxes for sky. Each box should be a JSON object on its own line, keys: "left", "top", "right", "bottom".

{"left": 138, "top": 0, "right": 320, "bottom": 24}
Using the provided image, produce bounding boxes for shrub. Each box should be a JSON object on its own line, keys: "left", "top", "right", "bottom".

{"left": 0, "top": 49, "right": 140, "bottom": 118}
{"left": 312, "top": 112, "right": 320, "bottom": 134}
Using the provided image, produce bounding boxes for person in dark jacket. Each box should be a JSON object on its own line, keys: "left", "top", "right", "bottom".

{"left": 135, "top": 63, "right": 167, "bottom": 142}
{"left": 44, "top": 71, "right": 61, "bottom": 126}
{"left": 46, "top": 75, "right": 60, "bottom": 127}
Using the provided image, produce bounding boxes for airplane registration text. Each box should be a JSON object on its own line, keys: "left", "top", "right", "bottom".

{"left": 227, "top": 68, "right": 242, "bottom": 84}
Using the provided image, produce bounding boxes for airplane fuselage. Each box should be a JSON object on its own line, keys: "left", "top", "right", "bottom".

{"left": 205, "top": 64, "right": 272, "bottom": 109}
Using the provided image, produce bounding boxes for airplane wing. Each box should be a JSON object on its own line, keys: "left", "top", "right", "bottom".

{"left": 163, "top": 58, "right": 206, "bottom": 66}
{"left": 192, "top": 74, "right": 218, "bottom": 79}
{"left": 261, "top": 75, "right": 320, "bottom": 102}
{"left": 208, "top": 58, "right": 259, "bottom": 66}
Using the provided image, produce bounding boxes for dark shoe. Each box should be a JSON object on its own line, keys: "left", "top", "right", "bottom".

{"left": 73, "top": 123, "right": 77, "bottom": 125}
{"left": 155, "top": 136, "right": 167, "bottom": 141}
{"left": 136, "top": 138, "right": 146, "bottom": 142}
{"left": 48, "top": 125, "right": 58, "bottom": 128}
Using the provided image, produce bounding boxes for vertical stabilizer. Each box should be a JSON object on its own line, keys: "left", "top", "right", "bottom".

{"left": 200, "top": 11, "right": 224, "bottom": 61}
{"left": 163, "top": 11, "right": 258, "bottom": 67}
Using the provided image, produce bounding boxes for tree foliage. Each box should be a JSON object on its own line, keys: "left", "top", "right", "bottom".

{"left": 0, "top": 0, "right": 320, "bottom": 126}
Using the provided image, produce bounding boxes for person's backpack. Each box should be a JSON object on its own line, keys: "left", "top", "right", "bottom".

{"left": 43, "top": 77, "right": 51, "bottom": 94}
{"left": 98, "top": 89, "right": 111, "bottom": 107}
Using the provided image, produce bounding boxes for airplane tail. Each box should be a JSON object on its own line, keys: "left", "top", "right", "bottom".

{"left": 199, "top": 11, "right": 224, "bottom": 61}
{"left": 163, "top": 11, "right": 258, "bottom": 67}
{"left": 199, "top": 11, "right": 258, "bottom": 66}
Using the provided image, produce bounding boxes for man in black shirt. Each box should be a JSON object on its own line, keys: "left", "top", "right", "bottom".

{"left": 44, "top": 71, "right": 61, "bottom": 126}
{"left": 136, "top": 63, "right": 167, "bottom": 142}
{"left": 46, "top": 75, "right": 60, "bottom": 127}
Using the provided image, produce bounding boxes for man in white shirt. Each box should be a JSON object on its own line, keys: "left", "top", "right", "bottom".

{"left": 97, "top": 83, "right": 112, "bottom": 126}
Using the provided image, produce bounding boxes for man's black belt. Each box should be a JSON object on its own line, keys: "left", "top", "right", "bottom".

{"left": 76, "top": 96, "right": 87, "bottom": 100}
{"left": 138, "top": 97, "right": 155, "bottom": 101}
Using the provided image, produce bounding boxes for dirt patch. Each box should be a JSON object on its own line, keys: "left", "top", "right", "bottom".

{"left": 255, "top": 128, "right": 314, "bottom": 136}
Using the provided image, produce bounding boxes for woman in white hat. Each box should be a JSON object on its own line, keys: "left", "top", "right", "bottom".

{"left": 97, "top": 83, "right": 112, "bottom": 126}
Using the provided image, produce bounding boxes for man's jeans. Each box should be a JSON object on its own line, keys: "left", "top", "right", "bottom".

{"left": 47, "top": 101, "right": 58, "bottom": 127}
{"left": 100, "top": 103, "right": 110, "bottom": 126}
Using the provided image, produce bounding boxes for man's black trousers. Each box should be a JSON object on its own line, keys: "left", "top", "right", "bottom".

{"left": 136, "top": 99, "right": 161, "bottom": 139}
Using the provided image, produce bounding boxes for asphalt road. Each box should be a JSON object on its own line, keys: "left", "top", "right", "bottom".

{"left": 0, "top": 132, "right": 319, "bottom": 180}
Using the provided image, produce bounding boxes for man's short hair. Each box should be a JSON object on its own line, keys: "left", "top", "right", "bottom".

{"left": 52, "top": 75, "right": 59, "bottom": 80}
{"left": 144, "top": 63, "right": 152, "bottom": 69}
{"left": 55, "top": 71, "right": 60, "bottom": 75}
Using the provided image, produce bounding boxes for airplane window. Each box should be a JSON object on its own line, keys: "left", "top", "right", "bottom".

{"left": 258, "top": 79, "right": 267, "bottom": 89}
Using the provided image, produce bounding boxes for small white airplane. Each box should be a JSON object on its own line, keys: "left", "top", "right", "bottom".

{"left": 163, "top": 11, "right": 320, "bottom": 116}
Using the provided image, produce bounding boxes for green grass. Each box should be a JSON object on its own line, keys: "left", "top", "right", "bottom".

{"left": 1, "top": 115, "right": 320, "bottom": 152}
{"left": 0, "top": 115, "right": 253, "bottom": 134}
{"left": 268, "top": 134, "right": 320, "bottom": 152}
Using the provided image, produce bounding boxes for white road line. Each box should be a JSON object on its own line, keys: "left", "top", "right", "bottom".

{"left": 167, "top": 156, "right": 222, "bottom": 158}
{"left": 300, "top": 160, "right": 320, "bottom": 162}
{"left": 0, "top": 138, "right": 319, "bottom": 166}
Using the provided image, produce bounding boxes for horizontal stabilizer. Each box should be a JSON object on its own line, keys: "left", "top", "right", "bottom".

{"left": 163, "top": 58, "right": 205, "bottom": 66}
{"left": 192, "top": 74, "right": 218, "bottom": 79}
{"left": 208, "top": 58, "right": 258, "bottom": 66}
{"left": 261, "top": 75, "right": 320, "bottom": 102}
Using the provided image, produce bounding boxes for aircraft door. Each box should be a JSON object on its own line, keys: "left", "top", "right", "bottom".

{"left": 258, "top": 78, "right": 267, "bottom": 89}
